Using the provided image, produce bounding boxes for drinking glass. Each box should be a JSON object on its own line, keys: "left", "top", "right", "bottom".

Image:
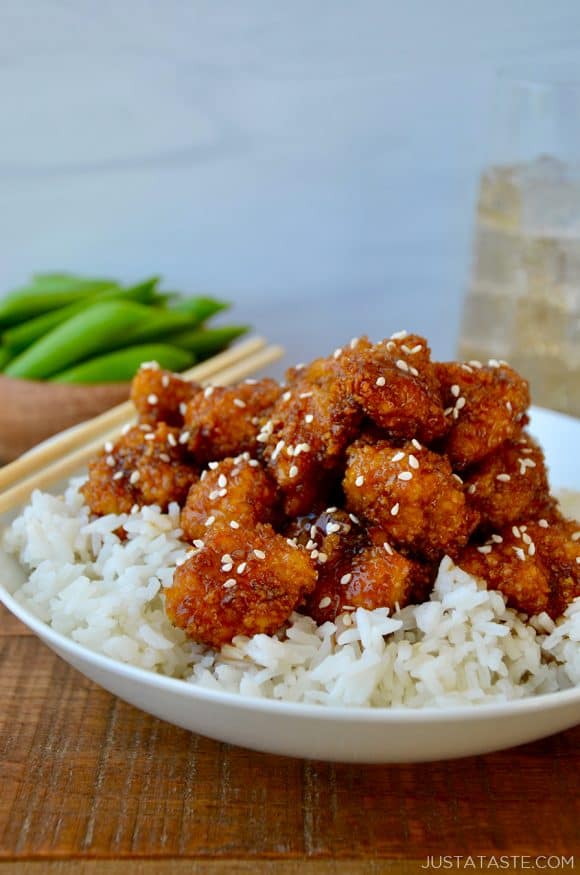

{"left": 458, "top": 66, "right": 580, "bottom": 416}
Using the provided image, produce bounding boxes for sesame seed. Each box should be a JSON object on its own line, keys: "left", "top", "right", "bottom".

{"left": 248, "top": 459, "right": 259, "bottom": 467}
{"left": 512, "top": 526, "right": 521, "bottom": 538}
{"left": 121, "top": 424, "right": 131, "bottom": 436}
{"left": 318, "top": 552, "right": 328, "bottom": 563}
{"left": 160, "top": 374, "right": 170, "bottom": 388}
{"left": 299, "top": 391, "right": 313, "bottom": 399}
{"left": 144, "top": 432, "right": 155, "bottom": 441}
{"left": 221, "top": 563, "right": 233, "bottom": 573}
{"left": 130, "top": 504, "right": 140, "bottom": 514}
{"left": 104, "top": 441, "right": 114, "bottom": 453}
{"left": 392, "top": 451, "right": 405, "bottom": 462}
{"left": 513, "top": 547, "right": 526, "bottom": 561}
{"left": 306, "top": 539, "right": 317, "bottom": 551}
{"left": 200, "top": 471, "right": 207, "bottom": 481}
{"left": 411, "top": 439, "right": 422, "bottom": 451}
{"left": 342, "top": 605, "right": 356, "bottom": 612}
{"left": 326, "top": 506, "right": 338, "bottom": 513}
{"left": 467, "top": 484, "right": 477, "bottom": 494}
{"left": 452, "top": 473, "right": 463, "bottom": 484}
{"left": 318, "top": 597, "right": 332, "bottom": 609}
{"left": 237, "top": 563, "right": 247, "bottom": 574}
{"left": 326, "top": 522, "right": 341, "bottom": 535}
{"left": 233, "top": 398, "right": 246, "bottom": 408}
{"left": 522, "top": 533, "right": 532, "bottom": 545}
{"left": 333, "top": 347, "right": 342, "bottom": 359}
{"left": 408, "top": 454, "right": 419, "bottom": 469}
{"left": 179, "top": 402, "right": 188, "bottom": 415}
{"left": 455, "top": 396, "right": 466, "bottom": 410}
{"left": 204, "top": 386, "right": 214, "bottom": 398}
{"left": 159, "top": 453, "right": 171, "bottom": 463}
{"left": 271, "top": 439, "right": 285, "bottom": 461}
{"left": 576, "top": 557, "right": 580, "bottom": 565}
{"left": 229, "top": 520, "right": 240, "bottom": 529}
{"left": 286, "top": 538, "right": 298, "bottom": 548}
{"left": 305, "top": 414, "right": 314, "bottom": 424}
{"left": 349, "top": 513, "right": 360, "bottom": 524}
{"left": 376, "top": 376, "right": 386, "bottom": 387}
{"left": 205, "top": 516, "right": 216, "bottom": 527}
{"left": 223, "top": 579, "right": 236, "bottom": 589}
{"left": 477, "top": 545, "right": 492, "bottom": 554}
{"left": 391, "top": 503, "right": 400, "bottom": 516}
{"left": 167, "top": 433, "right": 177, "bottom": 447}
{"left": 469, "top": 360, "right": 482, "bottom": 368}
{"left": 129, "top": 471, "right": 140, "bottom": 485}
{"left": 488, "top": 358, "right": 500, "bottom": 368}
{"left": 451, "top": 384, "right": 460, "bottom": 398}
{"left": 537, "top": 519, "right": 549, "bottom": 528}
{"left": 528, "top": 543, "right": 536, "bottom": 556}
{"left": 289, "top": 465, "right": 299, "bottom": 478}
{"left": 496, "top": 473, "right": 511, "bottom": 482}
{"left": 147, "top": 394, "right": 159, "bottom": 405}
{"left": 310, "top": 550, "right": 319, "bottom": 559}
{"left": 140, "top": 424, "right": 152, "bottom": 431}
{"left": 461, "top": 364, "right": 474, "bottom": 373}
{"left": 383, "top": 542, "right": 394, "bottom": 555}
{"left": 506, "top": 400, "right": 513, "bottom": 413}
{"left": 254, "top": 549, "right": 266, "bottom": 560}
{"left": 571, "top": 531, "right": 580, "bottom": 541}
{"left": 491, "top": 534, "right": 504, "bottom": 543}
{"left": 340, "top": 573, "right": 352, "bottom": 585}
{"left": 444, "top": 407, "right": 454, "bottom": 417}
{"left": 350, "top": 337, "right": 360, "bottom": 349}
{"left": 179, "top": 431, "right": 190, "bottom": 445}
{"left": 245, "top": 379, "right": 258, "bottom": 385}
{"left": 355, "top": 475, "right": 365, "bottom": 487}
{"left": 409, "top": 366, "right": 419, "bottom": 377}
{"left": 112, "top": 471, "right": 124, "bottom": 480}
{"left": 193, "top": 539, "right": 205, "bottom": 548}
{"left": 396, "top": 359, "right": 409, "bottom": 372}
{"left": 282, "top": 390, "right": 292, "bottom": 402}
{"left": 218, "top": 474, "right": 227, "bottom": 488}
{"left": 390, "top": 329, "right": 408, "bottom": 340}
{"left": 398, "top": 471, "right": 413, "bottom": 481}
{"left": 208, "top": 461, "right": 218, "bottom": 470}
{"left": 141, "top": 360, "right": 160, "bottom": 370}
{"left": 209, "top": 490, "right": 220, "bottom": 501}
{"left": 106, "top": 455, "right": 116, "bottom": 467}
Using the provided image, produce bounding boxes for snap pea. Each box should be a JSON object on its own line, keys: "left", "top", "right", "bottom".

{"left": 52, "top": 344, "right": 194, "bottom": 384}
{"left": 171, "top": 325, "right": 249, "bottom": 359}
{"left": 125, "top": 309, "right": 198, "bottom": 344}
{"left": 0, "top": 276, "right": 118, "bottom": 328}
{"left": 2, "top": 277, "right": 162, "bottom": 354}
{"left": 170, "top": 296, "right": 229, "bottom": 325}
{"left": 5, "top": 301, "right": 155, "bottom": 379}
{"left": 0, "top": 346, "right": 12, "bottom": 371}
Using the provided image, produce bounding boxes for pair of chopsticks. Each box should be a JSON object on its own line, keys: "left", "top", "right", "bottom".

{"left": 0, "top": 337, "right": 283, "bottom": 516}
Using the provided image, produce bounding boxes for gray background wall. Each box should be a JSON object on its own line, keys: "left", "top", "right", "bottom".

{"left": 1, "top": 1, "right": 579, "bottom": 374}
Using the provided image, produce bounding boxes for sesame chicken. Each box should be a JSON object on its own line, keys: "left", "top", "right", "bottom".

{"left": 436, "top": 360, "right": 530, "bottom": 470}
{"left": 464, "top": 432, "right": 556, "bottom": 531}
{"left": 343, "top": 438, "right": 479, "bottom": 561}
{"left": 183, "top": 379, "right": 281, "bottom": 464}
{"left": 82, "top": 423, "right": 197, "bottom": 515}
{"left": 181, "top": 455, "right": 279, "bottom": 542}
{"left": 165, "top": 522, "right": 317, "bottom": 648}
{"left": 130, "top": 364, "right": 197, "bottom": 427}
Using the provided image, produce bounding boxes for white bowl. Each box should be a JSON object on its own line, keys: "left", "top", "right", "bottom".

{"left": 1, "top": 406, "right": 579, "bottom": 763}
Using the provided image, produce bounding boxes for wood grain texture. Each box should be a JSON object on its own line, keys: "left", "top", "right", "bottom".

{"left": 1, "top": 603, "right": 579, "bottom": 867}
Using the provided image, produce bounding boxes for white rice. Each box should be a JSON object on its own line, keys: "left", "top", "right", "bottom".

{"left": 3, "top": 480, "right": 580, "bottom": 708}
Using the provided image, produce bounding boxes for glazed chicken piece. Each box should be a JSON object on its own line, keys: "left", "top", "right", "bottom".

{"left": 343, "top": 438, "right": 479, "bottom": 562}
{"left": 436, "top": 360, "right": 530, "bottom": 470}
{"left": 181, "top": 454, "right": 279, "bottom": 542}
{"left": 291, "top": 509, "right": 433, "bottom": 624}
{"left": 165, "top": 522, "right": 317, "bottom": 647}
{"left": 457, "top": 517, "right": 580, "bottom": 618}
{"left": 130, "top": 364, "right": 197, "bottom": 428}
{"left": 183, "top": 379, "right": 281, "bottom": 464}
{"left": 263, "top": 353, "right": 362, "bottom": 516}
{"left": 82, "top": 423, "right": 197, "bottom": 515}
{"left": 464, "top": 432, "right": 555, "bottom": 531}
{"left": 345, "top": 332, "right": 448, "bottom": 444}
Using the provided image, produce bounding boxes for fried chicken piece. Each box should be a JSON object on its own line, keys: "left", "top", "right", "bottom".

{"left": 183, "top": 379, "right": 281, "bottom": 464}
{"left": 263, "top": 353, "right": 362, "bottom": 516}
{"left": 464, "top": 432, "right": 555, "bottom": 531}
{"left": 343, "top": 438, "right": 479, "bottom": 561}
{"left": 181, "top": 454, "right": 279, "bottom": 542}
{"left": 130, "top": 364, "right": 196, "bottom": 427}
{"left": 81, "top": 423, "right": 197, "bottom": 515}
{"left": 345, "top": 333, "right": 448, "bottom": 444}
{"left": 436, "top": 360, "right": 530, "bottom": 470}
{"left": 457, "top": 518, "right": 580, "bottom": 618}
{"left": 289, "top": 509, "right": 434, "bottom": 624}
{"left": 165, "top": 522, "right": 317, "bottom": 647}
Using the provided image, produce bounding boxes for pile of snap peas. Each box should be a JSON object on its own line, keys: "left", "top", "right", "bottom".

{"left": 0, "top": 274, "right": 248, "bottom": 383}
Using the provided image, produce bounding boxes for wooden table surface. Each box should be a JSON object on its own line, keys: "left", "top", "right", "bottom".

{"left": 1, "top": 603, "right": 579, "bottom": 874}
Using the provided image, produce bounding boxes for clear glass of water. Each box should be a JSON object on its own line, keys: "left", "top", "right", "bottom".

{"left": 458, "top": 66, "right": 580, "bottom": 416}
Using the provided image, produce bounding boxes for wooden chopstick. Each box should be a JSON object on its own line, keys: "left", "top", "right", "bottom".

{"left": 0, "top": 341, "right": 283, "bottom": 516}
{"left": 0, "top": 336, "right": 268, "bottom": 494}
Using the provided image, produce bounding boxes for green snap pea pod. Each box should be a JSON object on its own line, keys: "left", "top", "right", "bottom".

{"left": 0, "top": 276, "right": 120, "bottom": 328}
{"left": 170, "top": 296, "right": 230, "bottom": 325}
{"left": 52, "top": 344, "right": 194, "bottom": 384}
{"left": 2, "top": 276, "right": 162, "bottom": 354}
{"left": 4, "top": 301, "right": 155, "bottom": 379}
{"left": 0, "top": 346, "right": 12, "bottom": 371}
{"left": 171, "top": 325, "right": 249, "bottom": 360}
{"left": 125, "top": 309, "right": 199, "bottom": 344}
